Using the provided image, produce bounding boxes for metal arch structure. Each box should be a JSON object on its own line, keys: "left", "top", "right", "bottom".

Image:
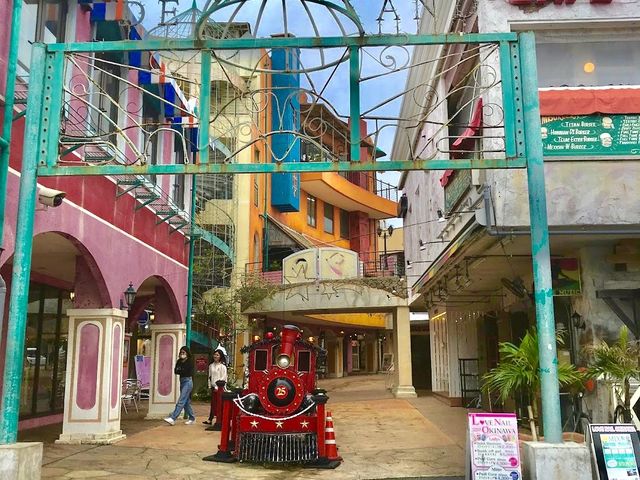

{"left": 1, "top": 0, "right": 563, "bottom": 446}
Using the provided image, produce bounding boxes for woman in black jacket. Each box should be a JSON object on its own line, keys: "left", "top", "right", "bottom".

{"left": 163, "top": 346, "right": 196, "bottom": 425}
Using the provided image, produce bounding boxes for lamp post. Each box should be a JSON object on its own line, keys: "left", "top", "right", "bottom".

{"left": 377, "top": 225, "right": 393, "bottom": 272}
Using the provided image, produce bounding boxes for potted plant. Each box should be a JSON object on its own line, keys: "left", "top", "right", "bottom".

{"left": 482, "top": 328, "right": 583, "bottom": 439}
{"left": 585, "top": 326, "right": 640, "bottom": 423}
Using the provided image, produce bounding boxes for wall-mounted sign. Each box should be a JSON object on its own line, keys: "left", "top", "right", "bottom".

{"left": 444, "top": 169, "right": 472, "bottom": 213}
{"left": 551, "top": 258, "right": 582, "bottom": 296}
{"left": 467, "top": 413, "right": 522, "bottom": 480}
{"left": 542, "top": 114, "right": 640, "bottom": 159}
{"left": 589, "top": 424, "right": 640, "bottom": 480}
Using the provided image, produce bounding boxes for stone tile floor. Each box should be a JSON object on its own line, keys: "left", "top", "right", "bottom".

{"left": 20, "top": 375, "right": 467, "bottom": 479}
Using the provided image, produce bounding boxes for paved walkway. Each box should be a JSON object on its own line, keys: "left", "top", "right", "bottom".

{"left": 21, "top": 375, "right": 468, "bottom": 479}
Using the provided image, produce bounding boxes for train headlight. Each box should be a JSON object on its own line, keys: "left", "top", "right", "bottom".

{"left": 276, "top": 353, "right": 290, "bottom": 368}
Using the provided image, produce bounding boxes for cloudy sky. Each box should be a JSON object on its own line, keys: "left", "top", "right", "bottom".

{"left": 143, "top": 1, "right": 420, "bottom": 221}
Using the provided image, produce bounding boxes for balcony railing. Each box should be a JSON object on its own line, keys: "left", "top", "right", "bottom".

{"left": 337, "top": 171, "right": 398, "bottom": 202}
{"left": 244, "top": 251, "right": 405, "bottom": 284}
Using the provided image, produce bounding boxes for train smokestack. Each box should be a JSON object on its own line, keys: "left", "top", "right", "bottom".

{"left": 276, "top": 325, "right": 300, "bottom": 368}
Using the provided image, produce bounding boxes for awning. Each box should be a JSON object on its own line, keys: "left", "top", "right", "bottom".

{"left": 266, "top": 215, "right": 315, "bottom": 250}
{"left": 539, "top": 87, "right": 640, "bottom": 116}
{"left": 440, "top": 98, "right": 483, "bottom": 187}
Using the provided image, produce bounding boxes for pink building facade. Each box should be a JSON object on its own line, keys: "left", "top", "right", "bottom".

{"left": 0, "top": 1, "right": 194, "bottom": 439}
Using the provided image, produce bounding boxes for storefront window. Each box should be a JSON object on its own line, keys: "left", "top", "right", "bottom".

{"left": 20, "top": 283, "right": 70, "bottom": 418}
{"left": 537, "top": 40, "right": 640, "bottom": 88}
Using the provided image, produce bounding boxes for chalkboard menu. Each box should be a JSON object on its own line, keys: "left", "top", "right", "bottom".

{"left": 589, "top": 424, "right": 640, "bottom": 480}
{"left": 542, "top": 114, "right": 640, "bottom": 159}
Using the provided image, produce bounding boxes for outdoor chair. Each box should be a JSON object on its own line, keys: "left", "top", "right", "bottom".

{"left": 121, "top": 378, "right": 142, "bottom": 414}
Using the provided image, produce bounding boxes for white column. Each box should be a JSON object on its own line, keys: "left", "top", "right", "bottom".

{"left": 57, "top": 309, "right": 127, "bottom": 444}
{"left": 145, "top": 323, "right": 186, "bottom": 419}
{"left": 392, "top": 306, "right": 417, "bottom": 398}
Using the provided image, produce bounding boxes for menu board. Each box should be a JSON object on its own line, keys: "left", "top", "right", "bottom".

{"left": 590, "top": 424, "right": 640, "bottom": 480}
{"left": 542, "top": 114, "right": 640, "bottom": 158}
{"left": 467, "top": 413, "right": 522, "bottom": 480}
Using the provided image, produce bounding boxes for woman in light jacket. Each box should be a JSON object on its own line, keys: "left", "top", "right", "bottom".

{"left": 203, "top": 348, "right": 227, "bottom": 425}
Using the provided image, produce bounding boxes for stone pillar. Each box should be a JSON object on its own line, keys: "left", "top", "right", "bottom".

{"left": 57, "top": 309, "right": 128, "bottom": 444}
{"left": 392, "top": 306, "right": 417, "bottom": 398}
{"left": 372, "top": 336, "right": 380, "bottom": 373}
{"left": 145, "top": 323, "right": 186, "bottom": 419}
{"left": 335, "top": 336, "right": 344, "bottom": 378}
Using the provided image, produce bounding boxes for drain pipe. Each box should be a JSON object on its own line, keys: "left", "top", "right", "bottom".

{"left": 482, "top": 186, "right": 640, "bottom": 237}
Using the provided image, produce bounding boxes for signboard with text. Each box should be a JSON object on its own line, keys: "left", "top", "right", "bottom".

{"left": 589, "top": 424, "right": 640, "bottom": 480}
{"left": 542, "top": 114, "right": 640, "bottom": 159}
{"left": 467, "top": 413, "right": 522, "bottom": 480}
{"left": 551, "top": 258, "right": 582, "bottom": 296}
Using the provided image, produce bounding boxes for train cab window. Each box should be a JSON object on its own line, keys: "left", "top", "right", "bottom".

{"left": 271, "top": 345, "right": 278, "bottom": 366}
{"left": 297, "top": 351, "right": 311, "bottom": 373}
{"left": 254, "top": 350, "right": 268, "bottom": 371}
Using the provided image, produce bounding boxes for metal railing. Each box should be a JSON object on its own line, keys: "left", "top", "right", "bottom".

{"left": 243, "top": 251, "right": 405, "bottom": 283}
{"left": 338, "top": 171, "right": 398, "bottom": 202}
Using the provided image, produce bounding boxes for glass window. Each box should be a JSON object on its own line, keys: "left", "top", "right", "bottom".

{"left": 536, "top": 41, "right": 640, "bottom": 88}
{"left": 254, "top": 350, "right": 268, "bottom": 371}
{"left": 323, "top": 203, "right": 334, "bottom": 234}
{"left": 340, "top": 209, "right": 350, "bottom": 239}
{"left": 297, "top": 351, "right": 311, "bottom": 373}
{"left": 24, "top": 0, "right": 67, "bottom": 43}
{"left": 172, "top": 145, "right": 186, "bottom": 210}
{"left": 306, "top": 195, "right": 317, "bottom": 228}
{"left": 20, "top": 283, "right": 70, "bottom": 418}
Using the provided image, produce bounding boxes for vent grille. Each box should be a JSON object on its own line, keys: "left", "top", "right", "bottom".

{"left": 238, "top": 432, "right": 318, "bottom": 463}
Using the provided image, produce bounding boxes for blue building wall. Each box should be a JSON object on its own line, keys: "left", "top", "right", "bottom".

{"left": 270, "top": 47, "right": 301, "bottom": 212}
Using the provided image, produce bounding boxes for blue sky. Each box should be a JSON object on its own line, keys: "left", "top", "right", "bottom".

{"left": 143, "top": 1, "right": 418, "bottom": 212}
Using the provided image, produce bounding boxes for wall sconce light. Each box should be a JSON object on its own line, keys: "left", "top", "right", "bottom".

{"left": 419, "top": 240, "right": 427, "bottom": 251}
{"left": 149, "top": 312, "right": 155, "bottom": 322}
{"left": 437, "top": 209, "right": 445, "bottom": 223}
{"left": 308, "top": 336, "right": 315, "bottom": 343}
{"left": 253, "top": 335, "right": 261, "bottom": 342}
{"left": 120, "top": 282, "right": 137, "bottom": 311}
{"left": 69, "top": 290, "right": 75, "bottom": 301}
{"left": 571, "top": 311, "right": 586, "bottom": 330}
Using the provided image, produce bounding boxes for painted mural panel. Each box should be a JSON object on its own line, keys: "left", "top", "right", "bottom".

{"left": 319, "top": 248, "right": 358, "bottom": 280}
{"left": 76, "top": 323, "right": 99, "bottom": 410}
{"left": 110, "top": 324, "right": 121, "bottom": 409}
{"left": 282, "top": 249, "right": 317, "bottom": 284}
{"left": 157, "top": 335, "right": 175, "bottom": 397}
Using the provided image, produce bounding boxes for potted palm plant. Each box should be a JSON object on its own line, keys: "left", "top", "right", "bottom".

{"left": 482, "top": 328, "right": 583, "bottom": 439}
{"left": 585, "top": 327, "right": 640, "bottom": 423}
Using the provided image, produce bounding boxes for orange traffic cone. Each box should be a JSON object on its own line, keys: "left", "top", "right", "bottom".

{"left": 324, "top": 411, "right": 342, "bottom": 462}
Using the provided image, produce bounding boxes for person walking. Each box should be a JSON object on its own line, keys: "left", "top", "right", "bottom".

{"left": 164, "top": 346, "right": 196, "bottom": 426}
{"left": 203, "top": 347, "right": 228, "bottom": 425}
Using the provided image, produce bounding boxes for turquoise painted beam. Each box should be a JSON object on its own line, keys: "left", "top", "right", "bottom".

{"left": 520, "top": 32, "right": 562, "bottom": 444}
{"left": 0, "top": 44, "right": 46, "bottom": 444}
{"left": 349, "top": 46, "right": 361, "bottom": 162}
{"left": 47, "top": 33, "right": 518, "bottom": 53}
{"left": 37, "top": 157, "right": 526, "bottom": 177}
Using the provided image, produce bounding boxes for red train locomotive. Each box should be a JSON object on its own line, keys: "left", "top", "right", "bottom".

{"left": 204, "top": 325, "right": 342, "bottom": 468}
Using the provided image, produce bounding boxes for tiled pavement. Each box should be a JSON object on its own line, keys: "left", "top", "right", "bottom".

{"left": 20, "top": 375, "right": 467, "bottom": 479}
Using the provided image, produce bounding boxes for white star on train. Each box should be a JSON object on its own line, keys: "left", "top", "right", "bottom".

{"left": 300, "top": 420, "right": 309, "bottom": 429}
{"left": 250, "top": 420, "right": 259, "bottom": 429}
{"left": 275, "top": 421, "right": 284, "bottom": 429}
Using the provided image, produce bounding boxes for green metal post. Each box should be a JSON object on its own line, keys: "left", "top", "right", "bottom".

{"left": 199, "top": 50, "right": 211, "bottom": 165}
{"left": 519, "top": 32, "right": 562, "bottom": 443}
{"left": 349, "top": 46, "right": 361, "bottom": 162}
{"left": 185, "top": 174, "right": 197, "bottom": 345}
{"left": 0, "top": 44, "right": 47, "bottom": 444}
{"left": 0, "top": 0, "right": 24, "bottom": 244}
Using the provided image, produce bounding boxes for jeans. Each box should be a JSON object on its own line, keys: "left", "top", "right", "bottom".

{"left": 170, "top": 377, "right": 195, "bottom": 421}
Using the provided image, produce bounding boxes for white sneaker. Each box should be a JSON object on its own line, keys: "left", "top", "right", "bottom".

{"left": 163, "top": 417, "right": 175, "bottom": 426}
{"left": 185, "top": 419, "right": 195, "bottom": 425}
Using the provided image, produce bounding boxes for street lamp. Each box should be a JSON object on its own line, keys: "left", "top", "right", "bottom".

{"left": 377, "top": 225, "right": 394, "bottom": 271}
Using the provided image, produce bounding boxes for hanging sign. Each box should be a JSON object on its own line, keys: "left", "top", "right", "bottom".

{"left": 590, "top": 424, "right": 640, "bottom": 480}
{"left": 467, "top": 413, "right": 522, "bottom": 480}
{"left": 551, "top": 258, "right": 582, "bottom": 296}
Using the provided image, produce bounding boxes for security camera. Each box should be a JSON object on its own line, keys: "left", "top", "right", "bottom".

{"left": 38, "top": 186, "right": 66, "bottom": 207}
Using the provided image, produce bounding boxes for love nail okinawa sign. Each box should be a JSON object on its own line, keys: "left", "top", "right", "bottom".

{"left": 467, "top": 413, "right": 522, "bottom": 480}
